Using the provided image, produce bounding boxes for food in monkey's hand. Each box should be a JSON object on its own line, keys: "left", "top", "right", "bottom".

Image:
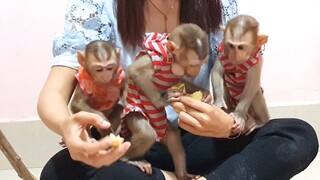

{"left": 108, "top": 133, "right": 124, "bottom": 147}
{"left": 170, "top": 83, "right": 186, "bottom": 93}
{"left": 170, "top": 83, "right": 203, "bottom": 113}
{"left": 188, "top": 91, "right": 203, "bottom": 101}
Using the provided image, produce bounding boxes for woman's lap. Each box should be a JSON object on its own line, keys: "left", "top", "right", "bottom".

{"left": 205, "top": 118, "right": 319, "bottom": 179}
{"left": 40, "top": 118, "right": 318, "bottom": 180}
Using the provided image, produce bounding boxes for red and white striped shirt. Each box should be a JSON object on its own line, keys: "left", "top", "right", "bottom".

{"left": 218, "top": 44, "right": 262, "bottom": 104}
{"left": 123, "top": 33, "right": 181, "bottom": 141}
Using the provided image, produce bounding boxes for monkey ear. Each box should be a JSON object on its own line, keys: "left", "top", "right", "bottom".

{"left": 258, "top": 35, "right": 268, "bottom": 46}
{"left": 77, "top": 51, "right": 86, "bottom": 67}
{"left": 115, "top": 48, "right": 121, "bottom": 60}
{"left": 219, "top": 25, "right": 225, "bottom": 32}
{"left": 167, "top": 41, "right": 179, "bottom": 54}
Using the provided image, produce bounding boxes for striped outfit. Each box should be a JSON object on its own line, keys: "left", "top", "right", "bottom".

{"left": 75, "top": 66, "right": 125, "bottom": 113}
{"left": 218, "top": 43, "right": 264, "bottom": 133}
{"left": 218, "top": 43, "right": 262, "bottom": 105}
{"left": 123, "top": 33, "right": 181, "bottom": 141}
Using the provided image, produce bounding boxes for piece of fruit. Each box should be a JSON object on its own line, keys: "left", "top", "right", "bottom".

{"left": 109, "top": 133, "right": 124, "bottom": 147}
{"left": 189, "top": 91, "right": 203, "bottom": 101}
{"left": 170, "top": 83, "right": 186, "bottom": 93}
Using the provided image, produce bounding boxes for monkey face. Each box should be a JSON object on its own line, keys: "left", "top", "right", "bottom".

{"left": 225, "top": 42, "right": 252, "bottom": 64}
{"left": 88, "top": 60, "right": 118, "bottom": 85}
{"left": 224, "top": 27, "right": 258, "bottom": 65}
{"left": 172, "top": 49, "right": 207, "bottom": 77}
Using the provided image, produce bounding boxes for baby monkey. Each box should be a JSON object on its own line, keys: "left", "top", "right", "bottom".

{"left": 211, "top": 15, "right": 270, "bottom": 136}
{"left": 69, "top": 40, "right": 125, "bottom": 138}
{"left": 122, "top": 23, "right": 210, "bottom": 179}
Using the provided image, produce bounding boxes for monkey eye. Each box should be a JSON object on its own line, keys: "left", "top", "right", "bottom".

{"left": 106, "top": 67, "right": 114, "bottom": 71}
{"left": 228, "top": 43, "right": 235, "bottom": 49}
{"left": 238, "top": 45, "right": 244, "bottom": 50}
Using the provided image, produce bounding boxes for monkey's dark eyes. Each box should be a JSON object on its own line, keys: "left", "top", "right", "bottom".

{"left": 96, "top": 69, "right": 103, "bottom": 72}
{"left": 238, "top": 46, "right": 244, "bottom": 50}
{"left": 106, "top": 67, "right": 114, "bottom": 71}
{"left": 228, "top": 44, "right": 235, "bottom": 49}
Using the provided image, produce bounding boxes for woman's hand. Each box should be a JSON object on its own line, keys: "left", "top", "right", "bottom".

{"left": 172, "top": 96, "right": 234, "bottom": 138}
{"left": 62, "top": 111, "right": 131, "bottom": 168}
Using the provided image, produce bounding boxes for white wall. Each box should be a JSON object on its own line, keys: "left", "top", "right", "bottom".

{"left": 0, "top": 0, "right": 319, "bottom": 122}
{"left": 238, "top": 0, "right": 320, "bottom": 105}
{"left": 0, "top": 0, "right": 66, "bottom": 121}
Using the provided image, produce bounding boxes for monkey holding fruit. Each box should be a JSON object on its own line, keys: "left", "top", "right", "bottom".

{"left": 121, "top": 23, "right": 210, "bottom": 179}
{"left": 211, "top": 15, "right": 270, "bottom": 136}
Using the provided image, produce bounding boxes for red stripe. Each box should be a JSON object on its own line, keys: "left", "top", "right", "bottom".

{"left": 127, "top": 92, "right": 139, "bottom": 100}
{"left": 152, "top": 123, "right": 168, "bottom": 129}
{"left": 220, "top": 55, "right": 228, "bottom": 61}
{"left": 146, "top": 109, "right": 161, "bottom": 114}
{"left": 154, "top": 74, "right": 180, "bottom": 82}
{"left": 141, "top": 100, "right": 153, "bottom": 106}
{"left": 148, "top": 115, "right": 167, "bottom": 122}
{"left": 239, "top": 64, "right": 248, "bottom": 71}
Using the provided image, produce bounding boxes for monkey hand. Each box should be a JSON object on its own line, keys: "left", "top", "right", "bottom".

{"left": 229, "top": 112, "right": 246, "bottom": 136}
{"left": 148, "top": 91, "right": 170, "bottom": 108}
{"left": 200, "top": 90, "right": 213, "bottom": 104}
{"left": 169, "top": 91, "right": 205, "bottom": 113}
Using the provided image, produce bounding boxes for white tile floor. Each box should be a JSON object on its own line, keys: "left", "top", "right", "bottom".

{"left": 0, "top": 153, "right": 319, "bottom": 180}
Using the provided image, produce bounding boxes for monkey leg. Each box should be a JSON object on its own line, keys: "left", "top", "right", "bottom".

{"left": 164, "top": 124, "right": 190, "bottom": 180}
{"left": 90, "top": 104, "right": 124, "bottom": 139}
{"left": 121, "top": 112, "right": 157, "bottom": 161}
{"left": 250, "top": 90, "right": 270, "bottom": 124}
{"left": 103, "top": 104, "right": 123, "bottom": 135}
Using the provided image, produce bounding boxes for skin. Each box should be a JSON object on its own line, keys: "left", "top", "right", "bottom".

{"left": 171, "top": 96, "right": 234, "bottom": 138}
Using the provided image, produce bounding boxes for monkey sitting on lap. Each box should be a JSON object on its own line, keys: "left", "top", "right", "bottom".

{"left": 69, "top": 40, "right": 125, "bottom": 139}
{"left": 121, "top": 23, "right": 211, "bottom": 180}
{"left": 211, "top": 15, "right": 270, "bottom": 137}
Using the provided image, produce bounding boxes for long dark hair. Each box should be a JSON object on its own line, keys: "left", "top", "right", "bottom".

{"left": 116, "top": 0, "right": 222, "bottom": 49}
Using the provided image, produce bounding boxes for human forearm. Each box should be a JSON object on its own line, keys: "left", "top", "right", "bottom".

{"left": 37, "top": 67, "right": 77, "bottom": 136}
{"left": 37, "top": 89, "right": 71, "bottom": 136}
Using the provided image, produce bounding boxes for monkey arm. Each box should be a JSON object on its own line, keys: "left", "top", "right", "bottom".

{"left": 211, "top": 59, "right": 228, "bottom": 109}
{"left": 234, "top": 57, "right": 264, "bottom": 117}
{"left": 69, "top": 85, "right": 108, "bottom": 119}
{"left": 127, "top": 55, "right": 169, "bottom": 108}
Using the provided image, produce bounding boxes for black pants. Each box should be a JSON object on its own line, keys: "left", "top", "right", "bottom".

{"left": 40, "top": 118, "right": 318, "bottom": 180}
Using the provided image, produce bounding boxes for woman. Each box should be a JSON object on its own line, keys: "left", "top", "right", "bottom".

{"left": 37, "top": 0, "right": 318, "bottom": 179}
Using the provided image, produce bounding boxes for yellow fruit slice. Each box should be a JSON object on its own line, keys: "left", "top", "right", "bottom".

{"left": 189, "top": 91, "right": 203, "bottom": 101}
{"left": 170, "top": 83, "right": 186, "bottom": 93}
{"left": 109, "top": 133, "right": 124, "bottom": 147}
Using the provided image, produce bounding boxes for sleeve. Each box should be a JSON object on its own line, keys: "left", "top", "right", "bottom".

{"left": 52, "top": 0, "right": 118, "bottom": 69}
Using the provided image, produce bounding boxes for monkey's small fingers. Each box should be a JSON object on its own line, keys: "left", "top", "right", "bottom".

{"left": 203, "top": 94, "right": 213, "bottom": 104}
{"left": 128, "top": 160, "right": 152, "bottom": 174}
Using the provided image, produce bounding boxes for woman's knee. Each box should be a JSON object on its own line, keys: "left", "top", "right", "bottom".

{"left": 261, "top": 118, "right": 319, "bottom": 170}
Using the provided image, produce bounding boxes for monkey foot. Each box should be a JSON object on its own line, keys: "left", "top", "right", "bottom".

{"left": 127, "top": 160, "right": 153, "bottom": 174}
